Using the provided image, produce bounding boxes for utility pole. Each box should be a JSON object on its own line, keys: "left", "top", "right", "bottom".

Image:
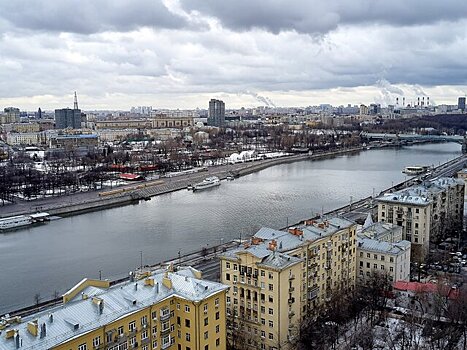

{"left": 140, "top": 250, "right": 143, "bottom": 271}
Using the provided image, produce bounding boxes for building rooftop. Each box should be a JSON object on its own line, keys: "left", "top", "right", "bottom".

{"left": 359, "top": 222, "right": 402, "bottom": 241}
{"left": 0, "top": 267, "right": 228, "bottom": 350}
{"left": 357, "top": 237, "right": 410, "bottom": 255}
{"left": 376, "top": 177, "right": 463, "bottom": 206}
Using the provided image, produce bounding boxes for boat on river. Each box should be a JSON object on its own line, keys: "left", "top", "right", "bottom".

{"left": 193, "top": 176, "right": 221, "bottom": 191}
{"left": 0, "top": 213, "right": 50, "bottom": 231}
{"left": 402, "top": 166, "right": 430, "bottom": 176}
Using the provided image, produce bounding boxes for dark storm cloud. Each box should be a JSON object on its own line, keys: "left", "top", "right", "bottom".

{"left": 180, "top": 0, "right": 467, "bottom": 34}
{"left": 0, "top": 0, "right": 187, "bottom": 34}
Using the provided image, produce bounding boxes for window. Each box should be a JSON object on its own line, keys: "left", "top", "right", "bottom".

{"left": 225, "top": 273, "right": 230, "bottom": 281}
{"left": 204, "top": 304, "right": 208, "bottom": 313}
{"left": 185, "top": 319, "right": 191, "bottom": 328}
{"left": 390, "top": 267, "right": 394, "bottom": 272}
{"left": 381, "top": 265, "right": 385, "bottom": 270}
{"left": 261, "top": 318, "right": 265, "bottom": 325}
{"left": 177, "top": 316, "right": 181, "bottom": 326}
{"left": 162, "top": 321, "right": 169, "bottom": 332}
{"left": 142, "top": 329, "right": 148, "bottom": 340}
{"left": 204, "top": 317, "right": 209, "bottom": 326}
{"left": 268, "top": 284, "right": 273, "bottom": 291}
{"left": 233, "top": 264, "right": 238, "bottom": 270}
{"left": 268, "top": 295, "right": 273, "bottom": 303}
{"left": 204, "top": 346, "right": 209, "bottom": 350}
{"left": 215, "top": 298, "right": 219, "bottom": 307}
{"left": 268, "top": 272, "right": 273, "bottom": 279}
{"left": 216, "top": 338, "right": 220, "bottom": 346}
{"left": 142, "top": 345, "right": 148, "bottom": 350}
{"left": 381, "top": 256, "right": 385, "bottom": 261}
{"left": 261, "top": 306, "right": 265, "bottom": 313}
{"left": 176, "top": 303, "right": 180, "bottom": 310}
{"left": 261, "top": 330, "right": 266, "bottom": 338}
{"left": 390, "top": 257, "right": 394, "bottom": 263}
{"left": 204, "top": 331, "right": 209, "bottom": 339}
{"left": 359, "top": 261, "right": 363, "bottom": 267}
{"left": 268, "top": 308, "right": 273, "bottom": 315}
{"left": 162, "top": 336, "right": 170, "bottom": 347}
{"left": 130, "top": 336, "right": 136, "bottom": 346}
{"left": 269, "top": 333, "right": 274, "bottom": 340}
{"left": 152, "top": 311, "right": 157, "bottom": 320}
{"left": 78, "top": 344, "right": 87, "bottom": 350}
{"left": 366, "top": 253, "right": 370, "bottom": 258}
{"left": 215, "top": 311, "right": 219, "bottom": 320}
{"left": 152, "top": 326, "right": 158, "bottom": 337}
{"left": 118, "top": 326, "right": 124, "bottom": 335}
{"left": 216, "top": 325, "right": 220, "bottom": 333}
{"left": 185, "top": 305, "right": 191, "bottom": 313}
{"left": 366, "top": 262, "right": 370, "bottom": 268}
{"left": 152, "top": 340, "right": 158, "bottom": 349}
{"left": 129, "top": 321, "right": 136, "bottom": 332}
{"left": 186, "top": 333, "right": 191, "bottom": 341}
{"left": 226, "top": 262, "right": 230, "bottom": 269}
{"left": 92, "top": 336, "right": 100, "bottom": 347}
{"left": 268, "top": 320, "right": 273, "bottom": 328}
{"left": 260, "top": 270, "right": 265, "bottom": 277}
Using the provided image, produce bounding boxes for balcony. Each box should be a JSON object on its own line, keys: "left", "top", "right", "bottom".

{"left": 289, "top": 286, "right": 295, "bottom": 292}
{"left": 288, "top": 311, "right": 295, "bottom": 318}
{"left": 160, "top": 312, "right": 170, "bottom": 322}
{"left": 288, "top": 297, "right": 295, "bottom": 304}
{"left": 160, "top": 326, "right": 170, "bottom": 335}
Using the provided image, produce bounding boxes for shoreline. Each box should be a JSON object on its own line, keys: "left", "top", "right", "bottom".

{"left": 0, "top": 146, "right": 364, "bottom": 219}
{"left": 4, "top": 151, "right": 466, "bottom": 317}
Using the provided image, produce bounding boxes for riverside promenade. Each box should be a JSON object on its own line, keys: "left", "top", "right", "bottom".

{"left": 0, "top": 147, "right": 363, "bottom": 218}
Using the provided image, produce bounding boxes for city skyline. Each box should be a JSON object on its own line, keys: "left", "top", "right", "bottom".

{"left": 0, "top": 1, "right": 467, "bottom": 109}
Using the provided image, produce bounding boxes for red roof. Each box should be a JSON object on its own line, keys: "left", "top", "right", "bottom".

{"left": 393, "top": 281, "right": 459, "bottom": 299}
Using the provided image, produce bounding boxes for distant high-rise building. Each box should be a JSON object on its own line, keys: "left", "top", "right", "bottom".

{"left": 3, "top": 107, "right": 20, "bottom": 123}
{"left": 458, "top": 97, "right": 466, "bottom": 112}
{"left": 55, "top": 93, "right": 82, "bottom": 129}
{"left": 36, "top": 107, "right": 42, "bottom": 119}
{"left": 208, "top": 99, "right": 225, "bottom": 126}
{"left": 55, "top": 108, "right": 81, "bottom": 129}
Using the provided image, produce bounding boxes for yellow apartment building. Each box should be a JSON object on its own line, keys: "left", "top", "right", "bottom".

{"left": 220, "top": 216, "right": 357, "bottom": 350}
{"left": 0, "top": 266, "right": 228, "bottom": 350}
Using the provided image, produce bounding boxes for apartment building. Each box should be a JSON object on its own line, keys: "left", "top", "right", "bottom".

{"left": 376, "top": 177, "right": 464, "bottom": 262}
{"left": 359, "top": 214, "right": 403, "bottom": 243}
{"left": 6, "top": 132, "right": 45, "bottom": 146}
{"left": 220, "top": 216, "right": 357, "bottom": 349}
{"left": 94, "top": 120, "right": 153, "bottom": 130}
{"left": 0, "top": 266, "right": 228, "bottom": 350}
{"left": 151, "top": 115, "right": 194, "bottom": 129}
{"left": 357, "top": 238, "right": 411, "bottom": 284}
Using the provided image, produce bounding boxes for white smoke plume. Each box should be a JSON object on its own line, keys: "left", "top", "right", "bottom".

{"left": 240, "top": 90, "right": 277, "bottom": 108}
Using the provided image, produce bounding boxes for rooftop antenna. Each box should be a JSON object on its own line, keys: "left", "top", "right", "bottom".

{"left": 73, "top": 91, "right": 79, "bottom": 110}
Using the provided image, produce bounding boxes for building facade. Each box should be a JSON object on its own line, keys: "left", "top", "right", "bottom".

{"left": 376, "top": 177, "right": 464, "bottom": 262}
{"left": 357, "top": 238, "right": 411, "bottom": 284}
{"left": 0, "top": 267, "right": 228, "bottom": 350}
{"left": 6, "top": 132, "right": 45, "bottom": 146}
{"left": 49, "top": 134, "right": 99, "bottom": 151}
{"left": 94, "top": 120, "right": 153, "bottom": 130}
{"left": 208, "top": 99, "right": 225, "bottom": 127}
{"left": 151, "top": 115, "right": 194, "bottom": 129}
{"left": 55, "top": 108, "right": 82, "bottom": 129}
{"left": 220, "top": 216, "right": 357, "bottom": 350}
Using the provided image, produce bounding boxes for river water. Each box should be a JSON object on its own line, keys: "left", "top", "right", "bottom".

{"left": 0, "top": 143, "right": 462, "bottom": 314}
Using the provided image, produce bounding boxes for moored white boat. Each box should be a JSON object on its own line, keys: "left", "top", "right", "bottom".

{"left": 193, "top": 176, "right": 221, "bottom": 191}
{"left": 402, "top": 166, "right": 430, "bottom": 176}
{"left": 0, "top": 215, "right": 33, "bottom": 230}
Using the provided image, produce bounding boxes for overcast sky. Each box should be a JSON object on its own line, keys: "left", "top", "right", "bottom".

{"left": 1, "top": 0, "right": 466, "bottom": 110}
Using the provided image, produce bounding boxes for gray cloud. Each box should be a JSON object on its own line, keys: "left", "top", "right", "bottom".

{"left": 180, "top": 0, "right": 467, "bottom": 35}
{"left": 0, "top": 0, "right": 187, "bottom": 34}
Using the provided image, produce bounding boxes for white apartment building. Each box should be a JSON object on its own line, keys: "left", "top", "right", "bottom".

{"left": 357, "top": 238, "right": 411, "bottom": 284}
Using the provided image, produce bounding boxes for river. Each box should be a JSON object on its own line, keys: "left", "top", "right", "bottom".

{"left": 0, "top": 143, "right": 462, "bottom": 314}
